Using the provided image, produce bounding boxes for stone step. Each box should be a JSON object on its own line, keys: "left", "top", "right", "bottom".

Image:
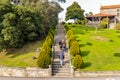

{"left": 52, "top": 68, "right": 71, "bottom": 71}
{"left": 52, "top": 62, "right": 70, "bottom": 66}
{"left": 52, "top": 69, "right": 71, "bottom": 73}
{"left": 53, "top": 54, "right": 69, "bottom": 57}
{"left": 52, "top": 73, "right": 73, "bottom": 77}
{"left": 52, "top": 60, "right": 70, "bottom": 64}
{"left": 52, "top": 63, "right": 70, "bottom": 66}
{"left": 52, "top": 66, "right": 71, "bottom": 69}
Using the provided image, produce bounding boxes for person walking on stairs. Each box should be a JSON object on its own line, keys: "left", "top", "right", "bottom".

{"left": 59, "top": 50, "right": 64, "bottom": 66}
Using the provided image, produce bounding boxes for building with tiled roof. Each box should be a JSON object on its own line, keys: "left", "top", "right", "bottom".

{"left": 86, "top": 4, "right": 120, "bottom": 29}
{"left": 100, "top": 4, "right": 120, "bottom": 21}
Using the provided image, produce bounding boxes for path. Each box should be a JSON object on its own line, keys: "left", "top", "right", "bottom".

{"left": 52, "top": 24, "right": 72, "bottom": 77}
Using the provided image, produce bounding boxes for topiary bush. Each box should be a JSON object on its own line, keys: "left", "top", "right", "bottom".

{"left": 68, "top": 34, "right": 75, "bottom": 46}
{"left": 41, "top": 45, "right": 52, "bottom": 57}
{"left": 66, "top": 30, "right": 73, "bottom": 39}
{"left": 70, "top": 40, "right": 80, "bottom": 56}
{"left": 45, "top": 36, "right": 53, "bottom": 47}
{"left": 37, "top": 52, "right": 51, "bottom": 68}
{"left": 72, "top": 55, "right": 83, "bottom": 69}
{"left": 37, "top": 27, "right": 55, "bottom": 68}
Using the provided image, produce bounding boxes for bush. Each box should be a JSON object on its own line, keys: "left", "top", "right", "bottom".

{"left": 72, "top": 55, "right": 83, "bottom": 69}
{"left": 37, "top": 52, "right": 51, "bottom": 68}
{"left": 76, "top": 20, "right": 86, "bottom": 25}
{"left": 64, "top": 24, "right": 70, "bottom": 31}
{"left": 68, "top": 34, "right": 75, "bottom": 46}
{"left": 37, "top": 27, "right": 55, "bottom": 68}
{"left": 66, "top": 30, "right": 73, "bottom": 38}
{"left": 45, "top": 36, "right": 53, "bottom": 47}
{"left": 62, "top": 21, "right": 65, "bottom": 25}
{"left": 116, "top": 23, "right": 120, "bottom": 30}
{"left": 70, "top": 41, "right": 80, "bottom": 56}
{"left": 41, "top": 45, "right": 52, "bottom": 57}
{"left": 48, "top": 32, "right": 54, "bottom": 44}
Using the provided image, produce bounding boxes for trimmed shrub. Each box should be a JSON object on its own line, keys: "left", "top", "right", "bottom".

{"left": 45, "top": 36, "right": 53, "bottom": 47}
{"left": 72, "top": 55, "right": 83, "bottom": 69}
{"left": 37, "top": 27, "right": 55, "bottom": 68}
{"left": 48, "top": 32, "right": 54, "bottom": 44}
{"left": 41, "top": 45, "right": 52, "bottom": 57}
{"left": 70, "top": 41, "right": 80, "bottom": 56}
{"left": 37, "top": 52, "right": 51, "bottom": 68}
{"left": 68, "top": 34, "right": 75, "bottom": 46}
{"left": 66, "top": 30, "right": 73, "bottom": 38}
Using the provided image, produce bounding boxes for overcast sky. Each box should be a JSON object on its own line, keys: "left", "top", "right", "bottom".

{"left": 58, "top": 0, "right": 120, "bottom": 21}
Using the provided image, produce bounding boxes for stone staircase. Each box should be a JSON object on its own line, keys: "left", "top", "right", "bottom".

{"left": 52, "top": 24, "right": 73, "bottom": 77}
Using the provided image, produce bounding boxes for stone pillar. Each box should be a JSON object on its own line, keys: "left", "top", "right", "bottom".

{"left": 70, "top": 66, "right": 74, "bottom": 77}
{"left": 49, "top": 65, "right": 52, "bottom": 77}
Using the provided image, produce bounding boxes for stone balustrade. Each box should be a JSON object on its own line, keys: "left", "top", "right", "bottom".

{"left": 75, "top": 71, "right": 120, "bottom": 77}
{"left": 0, "top": 66, "right": 51, "bottom": 77}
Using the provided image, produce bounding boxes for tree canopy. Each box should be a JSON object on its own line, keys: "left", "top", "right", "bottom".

{"left": 0, "top": 0, "right": 62, "bottom": 50}
{"left": 65, "top": 2, "right": 85, "bottom": 21}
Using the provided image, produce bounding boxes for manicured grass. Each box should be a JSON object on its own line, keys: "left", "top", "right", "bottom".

{"left": 67, "top": 24, "right": 120, "bottom": 71}
{"left": 0, "top": 40, "right": 44, "bottom": 67}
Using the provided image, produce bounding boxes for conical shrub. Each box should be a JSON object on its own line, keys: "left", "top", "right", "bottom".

{"left": 41, "top": 43, "right": 52, "bottom": 57}
{"left": 37, "top": 51, "right": 51, "bottom": 68}
{"left": 45, "top": 36, "right": 53, "bottom": 47}
{"left": 66, "top": 30, "right": 73, "bottom": 39}
{"left": 72, "top": 55, "right": 83, "bottom": 69}
{"left": 70, "top": 41, "right": 80, "bottom": 56}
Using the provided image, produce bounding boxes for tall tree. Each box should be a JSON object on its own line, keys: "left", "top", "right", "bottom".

{"left": 65, "top": 2, "right": 85, "bottom": 21}
{"left": 85, "top": 12, "right": 93, "bottom": 17}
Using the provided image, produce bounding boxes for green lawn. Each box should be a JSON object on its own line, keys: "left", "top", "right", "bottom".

{"left": 67, "top": 24, "right": 120, "bottom": 71}
{"left": 0, "top": 40, "right": 44, "bottom": 67}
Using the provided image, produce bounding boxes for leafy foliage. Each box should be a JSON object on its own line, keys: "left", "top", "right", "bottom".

{"left": 66, "top": 30, "right": 73, "bottom": 38}
{"left": 72, "top": 55, "right": 83, "bottom": 69}
{"left": 37, "top": 52, "right": 51, "bottom": 68}
{"left": 37, "top": 28, "right": 55, "bottom": 68}
{"left": 100, "top": 18, "right": 109, "bottom": 28}
{"left": 65, "top": 2, "right": 85, "bottom": 21}
{"left": 70, "top": 40, "right": 80, "bottom": 56}
{"left": 0, "top": 2, "right": 43, "bottom": 50}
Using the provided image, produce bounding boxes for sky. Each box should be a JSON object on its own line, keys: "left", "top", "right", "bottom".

{"left": 58, "top": 0, "right": 120, "bottom": 21}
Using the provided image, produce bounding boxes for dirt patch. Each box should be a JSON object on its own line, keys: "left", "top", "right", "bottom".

{"left": 92, "top": 36, "right": 109, "bottom": 42}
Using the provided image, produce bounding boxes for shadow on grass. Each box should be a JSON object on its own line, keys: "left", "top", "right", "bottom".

{"left": 118, "top": 36, "right": 120, "bottom": 38}
{"left": 86, "top": 42, "right": 93, "bottom": 46}
{"left": 80, "top": 32, "right": 85, "bottom": 35}
{"left": 116, "top": 31, "right": 120, "bottom": 33}
{"left": 79, "top": 44, "right": 86, "bottom": 47}
{"left": 76, "top": 39, "right": 81, "bottom": 42}
{"left": 114, "top": 53, "right": 120, "bottom": 57}
{"left": 81, "top": 51, "right": 90, "bottom": 57}
{"left": 109, "top": 39, "right": 114, "bottom": 42}
{"left": 81, "top": 62, "right": 91, "bottom": 69}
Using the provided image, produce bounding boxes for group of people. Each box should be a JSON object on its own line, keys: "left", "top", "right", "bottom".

{"left": 59, "top": 39, "right": 66, "bottom": 51}
{"left": 58, "top": 39, "right": 66, "bottom": 66}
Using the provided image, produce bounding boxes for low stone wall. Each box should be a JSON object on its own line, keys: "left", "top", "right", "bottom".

{"left": 75, "top": 71, "right": 120, "bottom": 77}
{"left": 0, "top": 66, "right": 51, "bottom": 77}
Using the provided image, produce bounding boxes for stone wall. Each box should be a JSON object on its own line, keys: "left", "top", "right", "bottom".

{"left": 0, "top": 66, "right": 51, "bottom": 77}
{"left": 75, "top": 71, "right": 120, "bottom": 77}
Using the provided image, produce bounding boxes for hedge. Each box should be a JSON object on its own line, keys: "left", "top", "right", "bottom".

{"left": 37, "top": 28, "right": 55, "bottom": 68}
